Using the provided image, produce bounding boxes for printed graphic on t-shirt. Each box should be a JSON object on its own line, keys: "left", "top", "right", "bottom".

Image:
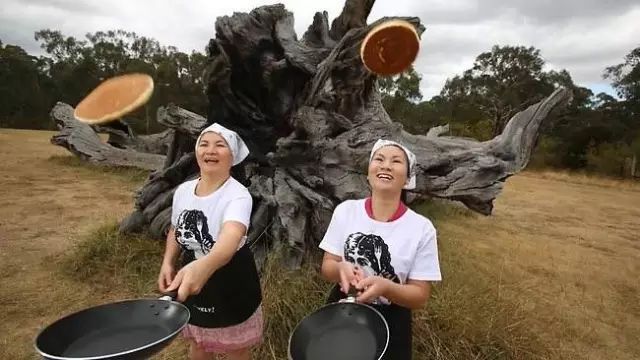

{"left": 344, "top": 232, "right": 400, "bottom": 283}
{"left": 175, "top": 209, "right": 215, "bottom": 256}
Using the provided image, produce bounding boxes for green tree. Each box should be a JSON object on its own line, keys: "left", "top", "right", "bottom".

{"left": 603, "top": 45, "right": 640, "bottom": 146}
{"left": 0, "top": 41, "right": 53, "bottom": 129}
{"left": 378, "top": 67, "right": 428, "bottom": 133}
{"left": 378, "top": 66, "right": 422, "bottom": 102}
{"left": 604, "top": 46, "right": 640, "bottom": 104}
{"left": 29, "top": 29, "right": 209, "bottom": 133}
{"left": 441, "top": 45, "right": 560, "bottom": 136}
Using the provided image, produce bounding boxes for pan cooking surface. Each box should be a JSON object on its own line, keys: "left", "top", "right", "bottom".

{"left": 36, "top": 299, "right": 189, "bottom": 358}
{"left": 289, "top": 302, "right": 387, "bottom": 360}
{"left": 62, "top": 324, "right": 168, "bottom": 357}
{"left": 305, "top": 325, "right": 377, "bottom": 360}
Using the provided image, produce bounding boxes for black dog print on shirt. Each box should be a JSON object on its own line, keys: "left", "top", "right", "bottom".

{"left": 344, "top": 232, "right": 400, "bottom": 283}
{"left": 175, "top": 209, "right": 215, "bottom": 256}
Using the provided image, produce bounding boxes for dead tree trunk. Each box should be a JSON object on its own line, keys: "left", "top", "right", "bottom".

{"left": 117, "top": 1, "right": 571, "bottom": 269}
{"left": 50, "top": 0, "right": 572, "bottom": 269}
{"left": 50, "top": 102, "right": 166, "bottom": 171}
{"left": 92, "top": 120, "right": 174, "bottom": 155}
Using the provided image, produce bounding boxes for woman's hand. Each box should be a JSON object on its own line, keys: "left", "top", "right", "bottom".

{"left": 337, "top": 260, "right": 361, "bottom": 294}
{"left": 157, "top": 262, "right": 176, "bottom": 293}
{"left": 320, "top": 253, "right": 367, "bottom": 295}
{"left": 354, "top": 275, "right": 393, "bottom": 303}
{"left": 159, "top": 226, "right": 180, "bottom": 294}
{"left": 166, "top": 258, "right": 214, "bottom": 302}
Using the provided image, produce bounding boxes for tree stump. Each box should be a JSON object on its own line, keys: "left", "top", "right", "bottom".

{"left": 50, "top": 102, "right": 166, "bottom": 171}
{"left": 50, "top": 0, "right": 572, "bottom": 269}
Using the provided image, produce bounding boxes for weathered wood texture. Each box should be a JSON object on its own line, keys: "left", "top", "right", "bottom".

{"left": 50, "top": 0, "right": 572, "bottom": 269}
{"left": 50, "top": 102, "right": 166, "bottom": 171}
{"left": 92, "top": 120, "right": 174, "bottom": 155}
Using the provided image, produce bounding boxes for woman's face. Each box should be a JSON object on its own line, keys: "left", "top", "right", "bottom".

{"left": 367, "top": 145, "right": 409, "bottom": 193}
{"left": 195, "top": 132, "right": 233, "bottom": 175}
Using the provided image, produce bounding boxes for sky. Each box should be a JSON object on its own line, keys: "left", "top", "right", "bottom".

{"left": 1, "top": 0, "right": 638, "bottom": 100}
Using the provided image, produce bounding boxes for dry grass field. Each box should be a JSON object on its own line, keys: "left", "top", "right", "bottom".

{"left": 0, "top": 128, "right": 638, "bottom": 359}
{"left": 427, "top": 171, "right": 640, "bottom": 359}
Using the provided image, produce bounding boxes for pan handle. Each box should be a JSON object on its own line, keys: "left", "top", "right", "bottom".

{"left": 340, "top": 286, "right": 359, "bottom": 303}
{"left": 159, "top": 291, "right": 178, "bottom": 302}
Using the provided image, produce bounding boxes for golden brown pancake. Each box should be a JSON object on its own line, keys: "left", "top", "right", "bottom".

{"left": 74, "top": 73, "right": 154, "bottom": 124}
{"left": 360, "top": 20, "right": 420, "bottom": 76}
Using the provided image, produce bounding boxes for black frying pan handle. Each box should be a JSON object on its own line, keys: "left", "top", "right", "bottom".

{"left": 341, "top": 286, "right": 358, "bottom": 303}
{"left": 159, "top": 290, "right": 178, "bottom": 302}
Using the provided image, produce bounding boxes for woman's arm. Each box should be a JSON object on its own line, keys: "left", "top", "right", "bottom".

{"left": 167, "top": 220, "right": 247, "bottom": 301}
{"left": 166, "top": 187, "right": 254, "bottom": 301}
{"left": 355, "top": 225, "right": 438, "bottom": 309}
{"left": 383, "top": 279, "right": 431, "bottom": 309}
{"left": 355, "top": 277, "right": 431, "bottom": 310}
{"left": 321, "top": 252, "right": 360, "bottom": 293}
{"left": 320, "top": 252, "right": 343, "bottom": 283}
{"left": 162, "top": 226, "right": 180, "bottom": 267}
{"left": 199, "top": 220, "right": 247, "bottom": 274}
{"left": 319, "top": 203, "right": 359, "bottom": 292}
{"left": 158, "top": 227, "right": 180, "bottom": 292}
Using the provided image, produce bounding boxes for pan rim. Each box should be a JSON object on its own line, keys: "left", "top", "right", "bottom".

{"left": 287, "top": 300, "right": 390, "bottom": 360}
{"left": 33, "top": 298, "right": 190, "bottom": 360}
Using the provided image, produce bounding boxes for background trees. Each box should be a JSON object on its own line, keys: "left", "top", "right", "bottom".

{"left": 1, "top": 30, "right": 638, "bottom": 177}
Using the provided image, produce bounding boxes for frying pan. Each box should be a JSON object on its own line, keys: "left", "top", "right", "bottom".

{"left": 34, "top": 292, "right": 189, "bottom": 360}
{"left": 288, "top": 288, "right": 389, "bottom": 360}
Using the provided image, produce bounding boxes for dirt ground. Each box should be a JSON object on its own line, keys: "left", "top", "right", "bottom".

{"left": 0, "top": 129, "right": 638, "bottom": 359}
{"left": 0, "top": 129, "right": 151, "bottom": 359}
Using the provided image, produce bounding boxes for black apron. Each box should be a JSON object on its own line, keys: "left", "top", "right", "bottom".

{"left": 180, "top": 244, "right": 262, "bottom": 328}
{"left": 327, "top": 284, "right": 412, "bottom": 360}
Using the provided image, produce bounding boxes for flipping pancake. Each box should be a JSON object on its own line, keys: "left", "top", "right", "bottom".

{"left": 74, "top": 73, "right": 154, "bottom": 124}
{"left": 361, "top": 20, "right": 420, "bottom": 76}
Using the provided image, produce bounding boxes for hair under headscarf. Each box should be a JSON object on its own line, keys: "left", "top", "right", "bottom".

{"left": 369, "top": 139, "right": 417, "bottom": 190}
{"left": 195, "top": 123, "right": 250, "bottom": 166}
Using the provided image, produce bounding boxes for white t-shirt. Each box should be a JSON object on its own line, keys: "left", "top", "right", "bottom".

{"left": 319, "top": 199, "right": 441, "bottom": 301}
{"left": 171, "top": 177, "right": 252, "bottom": 259}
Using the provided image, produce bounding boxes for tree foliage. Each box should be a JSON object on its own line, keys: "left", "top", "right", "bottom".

{"left": 381, "top": 45, "right": 639, "bottom": 177}
{"left": 0, "top": 31, "right": 638, "bottom": 177}
{"left": 0, "top": 30, "right": 208, "bottom": 133}
{"left": 605, "top": 46, "right": 640, "bottom": 104}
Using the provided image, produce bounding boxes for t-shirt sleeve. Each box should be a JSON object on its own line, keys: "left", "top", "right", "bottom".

{"left": 318, "top": 202, "right": 346, "bottom": 257}
{"left": 408, "top": 224, "right": 442, "bottom": 281}
{"left": 222, "top": 194, "right": 253, "bottom": 228}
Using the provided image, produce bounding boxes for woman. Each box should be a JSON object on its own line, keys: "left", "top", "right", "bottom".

{"left": 319, "top": 139, "right": 442, "bottom": 360}
{"left": 158, "top": 123, "right": 262, "bottom": 360}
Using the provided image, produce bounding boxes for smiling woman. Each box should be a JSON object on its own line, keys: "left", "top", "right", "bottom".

{"left": 317, "top": 139, "right": 441, "bottom": 360}
{"left": 158, "top": 123, "right": 262, "bottom": 360}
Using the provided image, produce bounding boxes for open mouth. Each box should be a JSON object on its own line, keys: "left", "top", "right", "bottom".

{"left": 377, "top": 173, "right": 393, "bottom": 181}
{"left": 204, "top": 158, "right": 219, "bottom": 164}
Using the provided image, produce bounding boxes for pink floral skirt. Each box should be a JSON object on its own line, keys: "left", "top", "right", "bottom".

{"left": 182, "top": 306, "right": 264, "bottom": 353}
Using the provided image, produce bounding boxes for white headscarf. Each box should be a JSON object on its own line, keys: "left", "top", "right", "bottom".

{"left": 369, "top": 139, "right": 417, "bottom": 190}
{"left": 195, "top": 123, "right": 250, "bottom": 166}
